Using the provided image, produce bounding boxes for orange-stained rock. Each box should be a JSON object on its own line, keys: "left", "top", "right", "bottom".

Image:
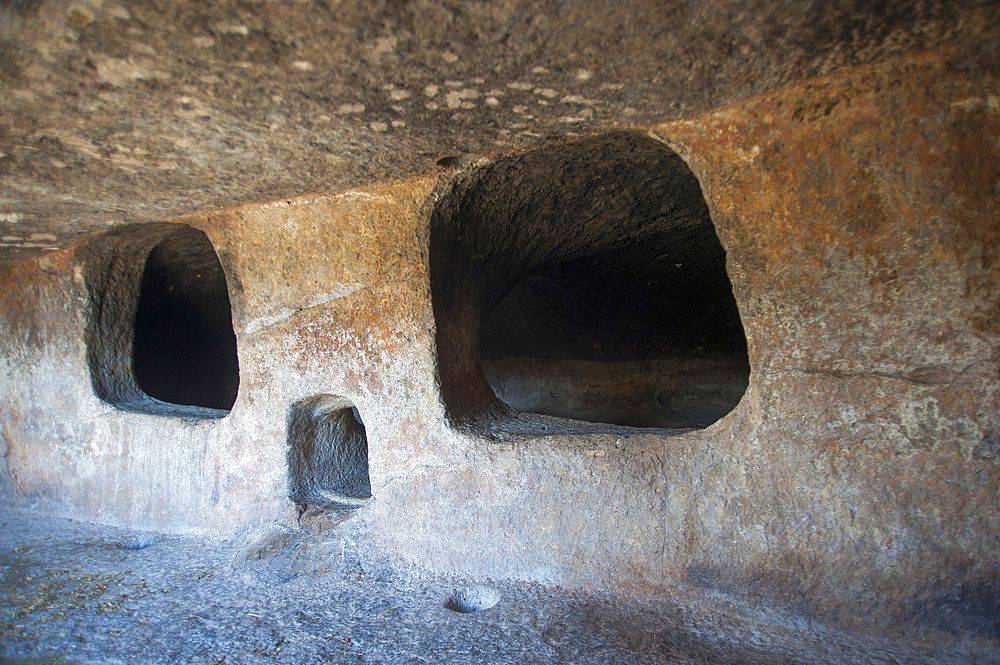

{"left": 1, "top": 44, "right": 998, "bottom": 641}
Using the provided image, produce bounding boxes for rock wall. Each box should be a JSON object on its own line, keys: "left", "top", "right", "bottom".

{"left": 1, "top": 43, "right": 998, "bottom": 637}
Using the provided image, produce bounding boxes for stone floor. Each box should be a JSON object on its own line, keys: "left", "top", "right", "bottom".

{"left": 0, "top": 509, "right": 995, "bottom": 665}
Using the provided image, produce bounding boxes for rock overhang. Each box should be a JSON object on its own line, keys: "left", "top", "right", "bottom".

{"left": 0, "top": 20, "right": 998, "bottom": 643}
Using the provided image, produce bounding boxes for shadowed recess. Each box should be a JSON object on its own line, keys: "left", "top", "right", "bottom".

{"left": 429, "top": 131, "right": 749, "bottom": 438}
{"left": 287, "top": 395, "right": 372, "bottom": 508}
{"left": 132, "top": 228, "right": 239, "bottom": 410}
{"left": 82, "top": 223, "right": 239, "bottom": 418}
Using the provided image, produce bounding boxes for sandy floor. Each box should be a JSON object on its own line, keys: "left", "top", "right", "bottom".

{"left": 0, "top": 509, "right": 995, "bottom": 664}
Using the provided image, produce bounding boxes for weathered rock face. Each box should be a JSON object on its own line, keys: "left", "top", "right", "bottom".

{"left": 2, "top": 0, "right": 999, "bottom": 265}
{"left": 1, "top": 178, "right": 436, "bottom": 530}
{"left": 81, "top": 222, "right": 239, "bottom": 415}
{"left": 429, "top": 132, "right": 749, "bottom": 435}
{"left": 1, "top": 0, "right": 999, "bottom": 647}
{"left": 653, "top": 44, "right": 1000, "bottom": 637}
{"left": 287, "top": 394, "right": 372, "bottom": 506}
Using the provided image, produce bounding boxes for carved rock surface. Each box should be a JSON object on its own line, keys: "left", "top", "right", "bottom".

{"left": 1, "top": 0, "right": 998, "bottom": 264}
{"left": 0, "top": 1, "right": 998, "bottom": 648}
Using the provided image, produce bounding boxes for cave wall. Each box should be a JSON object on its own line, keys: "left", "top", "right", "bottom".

{"left": 429, "top": 131, "right": 750, "bottom": 435}
{"left": 0, "top": 180, "right": 437, "bottom": 529}
{"left": 1, "top": 44, "right": 998, "bottom": 637}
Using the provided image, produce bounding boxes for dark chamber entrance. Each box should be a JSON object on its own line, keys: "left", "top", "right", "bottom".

{"left": 132, "top": 228, "right": 239, "bottom": 411}
{"left": 429, "top": 132, "right": 749, "bottom": 437}
{"left": 84, "top": 223, "right": 239, "bottom": 417}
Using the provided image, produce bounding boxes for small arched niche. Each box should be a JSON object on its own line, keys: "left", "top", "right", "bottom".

{"left": 83, "top": 223, "right": 239, "bottom": 418}
{"left": 287, "top": 395, "right": 372, "bottom": 508}
{"left": 428, "top": 131, "right": 749, "bottom": 438}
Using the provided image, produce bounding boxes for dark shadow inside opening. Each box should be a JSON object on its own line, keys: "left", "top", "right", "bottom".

{"left": 287, "top": 395, "right": 372, "bottom": 508}
{"left": 429, "top": 131, "right": 749, "bottom": 438}
{"left": 82, "top": 223, "right": 239, "bottom": 419}
{"left": 132, "top": 228, "right": 239, "bottom": 411}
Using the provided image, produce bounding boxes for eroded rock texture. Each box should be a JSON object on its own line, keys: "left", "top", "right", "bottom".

{"left": 81, "top": 222, "right": 239, "bottom": 415}
{"left": 0, "top": 0, "right": 998, "bottom": 651}
{"left": 1, "top": 0, "right": 999, "bottom": 264}
{"left": 430, "top": 132, "right": 748, "bottom": 435}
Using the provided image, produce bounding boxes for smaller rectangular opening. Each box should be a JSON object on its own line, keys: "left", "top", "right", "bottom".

{"left": 287, "top": 395, "right": 371, "bottom": 508}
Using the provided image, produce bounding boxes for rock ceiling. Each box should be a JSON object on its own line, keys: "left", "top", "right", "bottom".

{"left": 1, "top": 0, "right": 997, "bottom": 266}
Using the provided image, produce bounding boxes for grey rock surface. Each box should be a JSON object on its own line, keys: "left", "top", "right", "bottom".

{"left": 1, "top": 4, "right": 999, "bottom": 655}
{"left": 2, "top": 511, "right": 995, "bottom": 664}
{"left": 2, "top": 0, "right": 999, "bottom": 265}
